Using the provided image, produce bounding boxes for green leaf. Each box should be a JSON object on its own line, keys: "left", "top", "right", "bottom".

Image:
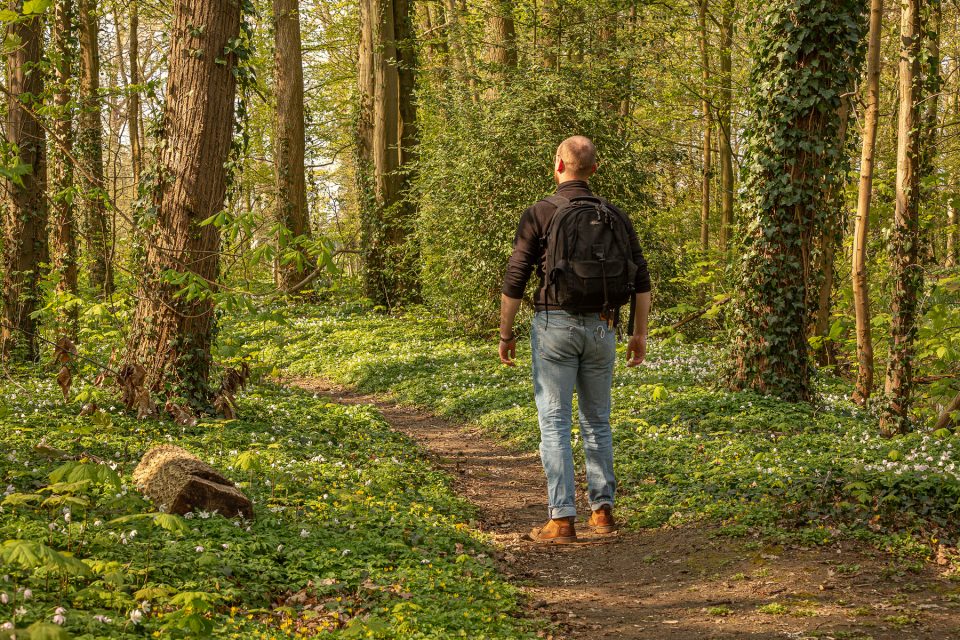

{"left": 153, "top": 513, "right": 190, "bottom": 534}
{"left": 22, "top": 0, "right": 52, "bottom": 14}
{"left": 49, "top": 460, "right": 121, "bottom": 488}
{"left": 888, "top": 450, "right": 902, "bottom": 462}
{"left": 134, "top": 584, "right": 176, "bottom": 601}
{"left": 2, "top": 492, "right": 43, "bottom": 507}
{"left": 0, "top": 9, "right": 18, "bottom": 21}
{"left": 169, "top": 590, "right": 221, "bottom": 612}
{"left": 40, "top": 494, "right": 90, "bottom": 510}
{"left": 41, "top": 480, "right": 92, "bottom": 494}
{"left": 0, "top": 539, "right": 91, "bottom": 576}
{"left": 26, "top": 621, "right": 72, "bottom": 640}
{"left": 109, "top": 512, "right": 190, "bottom": 535}
{"left": 234, "top": 450, "right": 262, "bottom": 472}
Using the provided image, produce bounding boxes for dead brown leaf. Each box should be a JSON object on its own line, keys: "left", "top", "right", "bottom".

{"left": 56, "top": 366, "right": 72, "bottom": 402}
{"left": 53, "top": 337, "right": 76, "bottom": 365}
{"left": 133, "top": 388, "right": 155, "bottom": 419}
{"left": 213, "top": 394, "right": 236, "bottom": 419}
{"left": 79, "top": 402, "right": 99, "bottom": 417}
{"left": 117, "top": 363, "right": 148, "bottom": 409}
{"left": 165, "top": 400, "right": 198, "bottom": 427}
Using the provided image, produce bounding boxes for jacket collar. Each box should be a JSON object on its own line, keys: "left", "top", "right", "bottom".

{"left": 555, "top": 179, "right": 591, "bottom": 195}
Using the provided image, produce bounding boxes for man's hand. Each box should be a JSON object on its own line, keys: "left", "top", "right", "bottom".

{"left": 626, "top": 334, "right": 646, "bottom": 367}
{"left": 499, "top": 337, "right": 517, "bottom": 366}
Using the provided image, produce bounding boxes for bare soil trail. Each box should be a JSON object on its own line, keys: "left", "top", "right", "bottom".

{"left": 292, "top": 378, "right": 960, "bottom": 640}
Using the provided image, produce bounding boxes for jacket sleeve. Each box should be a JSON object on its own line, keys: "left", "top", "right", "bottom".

{"left": 622, "top": 208, "right": 652, "bottom": 294}
{"left": 501, "top": 207, "right": 540, "bottom": 299}
{"left": 631, "top": 237, "right": 652, "bottom": 294}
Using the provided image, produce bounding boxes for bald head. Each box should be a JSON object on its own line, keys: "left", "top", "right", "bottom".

{"left": 554, "top": 136, "right": 597, "bottom": 182}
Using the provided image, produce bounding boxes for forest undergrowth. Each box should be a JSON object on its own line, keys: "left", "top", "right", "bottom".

{"left": 226, "top": 299, "right": 960, "bottom": 565}
{"left": 0, "top": 371, "right": 534, "bottom": 638}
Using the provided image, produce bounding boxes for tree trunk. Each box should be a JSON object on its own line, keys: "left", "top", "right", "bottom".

{"left": 718, "top": 0, "right": 734, "bottom": 253}
{"left": 482, "top": 0, "right": 516, "bottom": 99}
{"left": 698, "top": 0, "right": 712, "bottom": 252}
{"left": 396, "top": 0, "right": 417, "bottom": 173}
{"left": 1, "top": 8, "right": 47, "bottom": 362}
{"left": 358, "top": 0, "right": 419, "bottom": 307}
{"left": 78, "top": 0, "right": 114, "bottom": 297}
{"left": 919, "top": 0, "right": 941, "bottom": 264}
{"left": 948, "top": 57, "right": 959, "bottom": 269}
{"left": 880, "top": 0, "right": 923, "bottom": 435}
{"left": 50, "top": 0, "right": 79, "bottom": 340}
{"left": 948, "top": 199, "right": 958, "bottom": 267}
{"left": 618, "top": 3, "right": 637, "bottom": 121}
{"left": 485, "top": 0, "right": 516, "bottom": 68}
{"left": 124, "top": 0, "right": 240, "bottom": 402}
{"left": 272, "top": 0, "right": 312, "bottom": 292}
{"left": 852, "top": 0, "right": 882, "bottom": 405}
{"left": 934, "top": 389, "right": 960, "bottom": 431}
{"left": 129, "top": 0, "right": 143, "bottom": 187}
{"left": 540, "top": 0, "right": 557, "bottom": 70}
{"left": 726, "top": 1, "right": 864, "bottom": 402}
{"left": 813, "top": 97, "right": 851, "bottom": 366}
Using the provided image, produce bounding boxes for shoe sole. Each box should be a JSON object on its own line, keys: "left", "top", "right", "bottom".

{"left": 531, "top": 535, "right": 578, "bottom": 544}
{"left": 590, "top": 525, "right": 617, "bottom": 535}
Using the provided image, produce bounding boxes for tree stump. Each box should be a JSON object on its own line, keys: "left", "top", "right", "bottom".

{"left": 132, "top": 445, "right": 253, "bottom": 519}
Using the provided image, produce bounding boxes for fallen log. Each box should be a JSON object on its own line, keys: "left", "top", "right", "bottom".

{"left": 132, "top": 445, "right": 253, "bottom": 519}
{"left": 935, "top": 390, "right": 960, "bottom": 431}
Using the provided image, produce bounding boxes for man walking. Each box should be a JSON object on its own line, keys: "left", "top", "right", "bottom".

{"left": 498, "top": 136, "right": 652, "bottom": 543}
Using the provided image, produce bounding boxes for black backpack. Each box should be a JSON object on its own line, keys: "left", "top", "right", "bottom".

{"left": 542, "top": 194, "right": 638, "bottom": 315}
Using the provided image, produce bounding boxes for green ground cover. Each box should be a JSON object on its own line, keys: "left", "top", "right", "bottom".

{"left": 227, "top": 300, "right": 960, "bottom": 558}
{"left": 0, "top": 375, "right": 534, "bottom": 638}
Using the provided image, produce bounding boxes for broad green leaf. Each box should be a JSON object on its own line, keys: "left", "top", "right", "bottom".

{"left": 135, "top": 584, "right": 176, "bottom": 601}
{"left": 22, "top": 0, "right": 52, "bottom": 14}
{"left": 26, "top": 621, "right": 71, "bottom": 640}
{"left": 49, "top": 461, "right": 121, "bottom": 488}
{"left": 1, "top": 539, "right": 91, "bottom": 576}
{"left": 2, "top": 492, "right": 43, "bottom": 506}
{"left": 41, "top": 480, "right": 92, "bottom": 494}
{"left": 153, "top": 513, "right": 190, "bottom": 534}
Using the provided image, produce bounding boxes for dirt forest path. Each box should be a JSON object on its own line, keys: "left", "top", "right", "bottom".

{"left": 292, "top": 378, "right": 960, "bottom": 640}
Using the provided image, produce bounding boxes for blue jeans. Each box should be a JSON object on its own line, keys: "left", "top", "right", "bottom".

{"left": 531, "top": 310, "right": 617, "bottom": 520}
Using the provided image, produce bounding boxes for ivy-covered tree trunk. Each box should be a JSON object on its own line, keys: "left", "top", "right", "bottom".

{"left": 50, "top": 0, "right": 79, "bottom": 340}
{"left": 124, "top": 0, "right": 240, "bottom": 402}
{"left": 881, "top": 0, "right": 923, "bottom": 435}
{"left": 852, "top": 0, "right": 883, "bottom": 404}
{"left": 358, "top": 0, "right": 420, "bottom": 308}
{"left": 1, "top": 8, "right": 48, "bottom": 362}
{"left": 272, "top": 0, "right": 312, "bottom": 292}
{"left": 727, "top": 0, "right": 865, "bottom": 402}
{"left": 78, "top": 0, "right": 114, "bottom": 297}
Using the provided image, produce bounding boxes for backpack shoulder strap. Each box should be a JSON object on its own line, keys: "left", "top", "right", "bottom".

{"left": 543, "top": 194, "right": 570, "bottom": 210}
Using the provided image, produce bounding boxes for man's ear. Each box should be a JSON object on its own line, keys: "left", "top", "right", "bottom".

{"left": 556, "top": 157, "right": 565, "bottom": 174}
{"left": 589, "top": 163, "right": 598, "bottom": 176}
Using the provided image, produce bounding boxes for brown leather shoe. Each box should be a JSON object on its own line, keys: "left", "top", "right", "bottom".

{"left": 587, "top": 505, "right": 617, "bottom": 534}
{"left": 529, "top": 516, "right": 577, "bottom": 544}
